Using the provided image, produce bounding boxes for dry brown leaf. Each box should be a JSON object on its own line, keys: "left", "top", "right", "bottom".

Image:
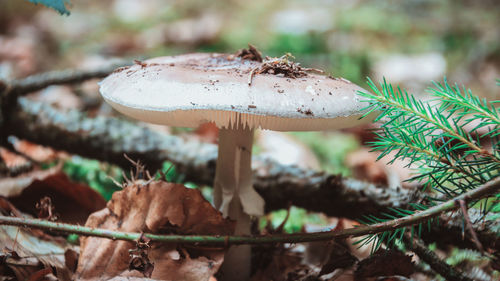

{"left": 319, "top": 242, "right": 358, "bottom": 277}
{"left": 0, "top": 198, "right": 76, "bottom": 281}
{"left": 76, "top": 181, "right": 235, "bottom": 281}
{"left": 0, "top": 147, "right": 30, "bottom": 168}
{"left": 12, "top": 139, "right": 66, "bottom": 163}
{"left": 354, "top": 250, "right": 414, "bottom": 281}
{"left": 0, "top": 166, "right": 106, "bottom": 224}
{"left": 251, "top": 249, "right": 310, "bottom": 281}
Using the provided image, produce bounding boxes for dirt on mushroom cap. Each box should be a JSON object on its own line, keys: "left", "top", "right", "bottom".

{"left": 100, "top": 52, "right": 372, "bottom": 131}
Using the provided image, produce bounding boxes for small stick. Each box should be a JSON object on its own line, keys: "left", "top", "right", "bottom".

{"left": 404, "top": 234, "right": 473, "bottom": 281}
{"left": 248, "top": 67, "right": 258, "bottom": 86}
{"left": 275, "top": 203, "right": 292, "bottom": 233}
{"left": 457, "top": 199, "right": 484, "bottom": 253}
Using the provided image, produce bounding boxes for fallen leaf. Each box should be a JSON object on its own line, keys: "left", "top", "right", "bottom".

{"left": 64, "top": 249, "right": 79, "bottom": 273}
{"left": 76, "top": 181, "right": 234, "bottom": 281}
{"left": 0, "top": 147, "right": 31, "bottom": 171}
{"left": 343, "top": 219, "right": 373, "bottom": 260}
{"left": 346, "top": 149, "right": 390, "bottom": 187}
{"left": 319, "top": 242, "right": 358, "bottom": 276}
{"left": 1, "top": 166, "right": 106, "bottom": 224}
{"left": 251, "top": 249, "right": 311, "bottom": 281}
{"left": 354, "top": 250, "right": 414, "bottom": 280}
{"left": 0, "top": 199, "right": 76, "bottom": 281}
{"left": 26, "top": 267, "right": 52, "bottom": 281}
{"left": 11, "top": 139, "right": 66, "bottom": 163}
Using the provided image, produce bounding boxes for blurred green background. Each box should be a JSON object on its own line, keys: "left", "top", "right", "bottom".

{"left": 1, "top": 0, "right": 499, "bottom": 98}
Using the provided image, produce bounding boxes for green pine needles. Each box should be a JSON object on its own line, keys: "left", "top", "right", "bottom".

{"left": 356, "top": 78, "right": 500, "bottom": 251}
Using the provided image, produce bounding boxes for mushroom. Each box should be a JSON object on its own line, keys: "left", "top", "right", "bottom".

{"left": 99, "top": 53, "right": 371, "bottom": 280}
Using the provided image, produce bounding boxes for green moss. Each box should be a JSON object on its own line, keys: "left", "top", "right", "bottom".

{"left": 63, "top": 156, "right": 122, "bottom": 201}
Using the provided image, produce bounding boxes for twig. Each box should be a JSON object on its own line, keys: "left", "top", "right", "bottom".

{"left": 457, "top": 199, "right": 484, "bottom": 253}
{"left": 0, "top": 62, "right": 129, "bottom": 134}
{"left": 247, "top": 67, "right": 258, "bottom": 85}
{"left": 274, "top": 203, "right": 292, "bottom": 233}
{"left": 404, "top": 235, "right": 473, "bottom": 281}
{"left": 4, "top": 63, "right": 128, "bottom": 99}
{"left": 1, "top": 177, "right": 498, "bottom": 246}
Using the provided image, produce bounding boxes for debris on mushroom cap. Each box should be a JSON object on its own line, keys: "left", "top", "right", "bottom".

{"left": 247, "top": 53, "right": 324, "bottom": 85}
{"left": 228, "top": 43, "right": 263, "bottom": 62}
{"left": 99, "top": 53, "right": 373, "bottom": 131}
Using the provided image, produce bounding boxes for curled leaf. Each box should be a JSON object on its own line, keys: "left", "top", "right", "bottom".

{"left": 76, "top": 181, "right": 235, "bottom": 281}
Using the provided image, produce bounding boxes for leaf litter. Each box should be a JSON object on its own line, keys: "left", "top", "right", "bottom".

{"left": 1, "top": 165, "right": 106, "bottom": 224}
{"left": 247, "top": 53, "right": 325, "bottom": 85}
{"left": 0, "top": 197, "right": 76, "bottom": 281}
{"left": 76, "top": 180, "right": 235, "bottom": 281}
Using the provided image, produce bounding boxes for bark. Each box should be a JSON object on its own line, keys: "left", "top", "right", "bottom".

{"left": 422, "top": 209, "right": 499, "bottom": 251}
{"left": 0, "top": 64, "right": 128, "bottom": 145}
{"left": 8, "top": 98, "right": 417, "bottom": 218}
{"left": 404, "top": 235, "right": 473, "bottom": 281}
{"left": 4, "top": 64, "right": 125, "bottom": 100}
{"left": 4, "top": 99, "right": 499, "bottom": 252}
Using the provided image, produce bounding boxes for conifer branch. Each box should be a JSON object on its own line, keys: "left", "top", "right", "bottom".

{"left": 361, "top": 78, "right": 500, "bottom": 164}
{"left": 357, "top": 78, "right": 500, "bottom": 251}
{"left": 430, "top": 80, "right": 500, "bottom": 127}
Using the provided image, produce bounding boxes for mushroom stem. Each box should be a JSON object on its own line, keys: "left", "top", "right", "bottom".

{"left": 214, "top": 123, "right": 264, "bottom": 280}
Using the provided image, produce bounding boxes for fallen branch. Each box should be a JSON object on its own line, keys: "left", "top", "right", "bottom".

{"left": 1, "top": 177, "right": 498, "bottom": 245}
{"left": 404, "top": 235, "right": 473, "bottom": 281}
{"left": 8, "top": 98, "right": 416, "bottom": 219}
{"left": 3, "top": 63, "right": 127, "bottom": 100}
{"left": 0, "top": 63, "right": 128, "bottom": 141}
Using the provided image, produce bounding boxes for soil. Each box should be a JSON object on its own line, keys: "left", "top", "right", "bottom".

{"left": 297, "top": 107, "right": 314, "bottom": 116}
{"left": 248, "top": 53, "right": 325, "bottom": 85}
{"left": 229, "top": 44, "right": 263, "bottom": 62}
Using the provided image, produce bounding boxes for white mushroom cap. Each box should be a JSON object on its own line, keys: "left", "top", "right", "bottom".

{"left": 100, "top": 53, "right": 371, "bottom": 131}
